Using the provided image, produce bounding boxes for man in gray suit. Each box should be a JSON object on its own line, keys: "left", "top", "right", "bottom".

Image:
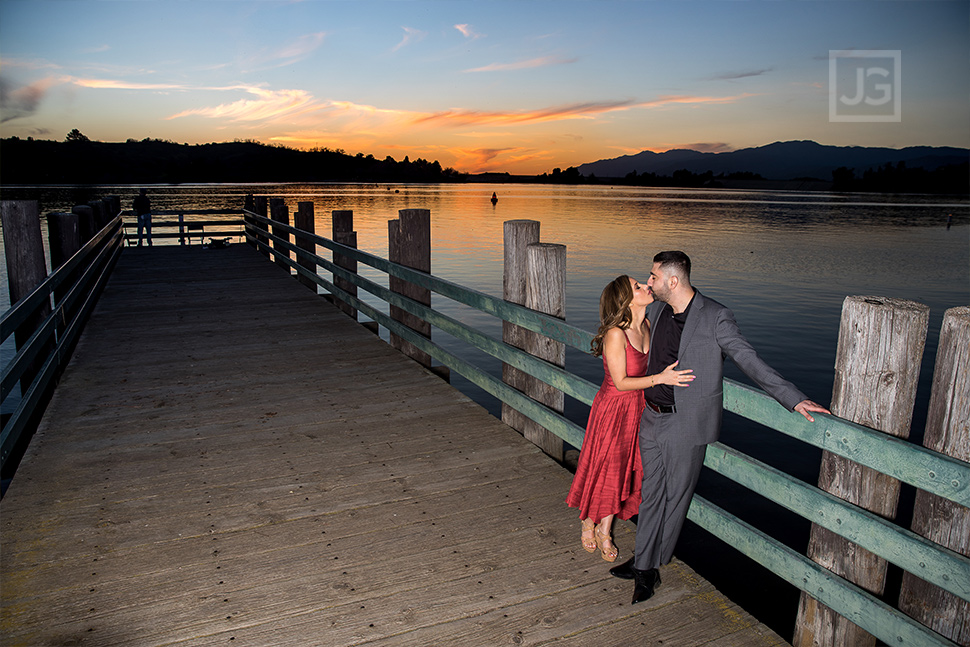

{"left": 610, "top": 250, "right": 829, "bottom": 604}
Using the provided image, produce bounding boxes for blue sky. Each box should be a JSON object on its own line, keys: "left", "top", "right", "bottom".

{"left": 1, "top": 0, "right": 967, "bottom": 173}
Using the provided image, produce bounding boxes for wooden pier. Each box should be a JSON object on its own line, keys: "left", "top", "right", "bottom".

{"left": 0, "top": 244, "right": 786, "bottom": 646}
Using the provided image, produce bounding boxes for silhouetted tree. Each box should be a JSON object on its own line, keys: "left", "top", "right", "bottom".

{"left": 65, "top": 129, "right": 90, "bottom": 143}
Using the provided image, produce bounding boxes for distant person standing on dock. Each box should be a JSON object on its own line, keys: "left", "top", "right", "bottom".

{"left": 610, "top": 250, "right": 830, "bottom": 605}
{"left": 566, "top": 275, "right": 693, "bottom": 563}
{"left": 133, "top": 188, "right": 152, "bottom": 246}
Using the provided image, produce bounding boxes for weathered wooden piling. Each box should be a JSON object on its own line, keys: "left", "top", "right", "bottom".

{"left": 269, "top": 198, "right": 290, "bottom": 270}
{"left": 501, "top": 220, "right": 541, "bottom": 436}
{"left": 46, "top": 211, "right": 81, "bottom": 307}
{"left": 294, "top": 201, "right": 317, "bottom": 292}
{"left": 522, "top": 243, "right": 566, "bottom": 461}
{"left": 332, "top": 210, "right": 358, "bottom": 320}
{"left": 899, "top": 306, "right": 970, "bottom": 645}
{"left": 795, "top": 296, "right": 930, "bottom": 647}
{"left": 388, "top": 209, "right": 432, "bottom": 368}
{"left": 1, "top": 201, "right": 51, "bottom": 392}
{"left": 254, "top": 196, "right": 269, "bottom": 258}
{"left": 72, "top": 204, "right": 96, "bottom": 244}
{"left": 244, "top": 194, "right": 257, "bottom": 249}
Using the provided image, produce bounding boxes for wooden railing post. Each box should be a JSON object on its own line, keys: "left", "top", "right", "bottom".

{"left": 388, "top": 208, "right": 432, "bottom": 368}
{"left": 294, "top": 201, "right": 316, "bottom": 292}
{"left": 1, "top": 201, "right": 51, "bottom": 392}
{"left": 332, "top": 210, "right": 358, "bottom": 320}
{"left": 501, "top": 219, "right": 541, "bottom": 436}
{"left": 899, "top": 306, "right": 970, "bottom": 644}
{"left": 795, "top": 296, "right": 929, "bottom": 647}
{"left": 46, "top": 211, "right": 80, "bottom": 307}
{"left": 178, "top": 213, "right": 186, "bottom": 245}
{"left": 269, "top": 198, "right": 290, "bottom": 270}
{"left": 521, "top": 242, "right": 566, "bottom": 461}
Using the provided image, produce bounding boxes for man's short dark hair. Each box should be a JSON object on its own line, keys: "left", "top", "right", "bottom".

{"left": 653, "top": 250, "right": 691, "bottom": 281}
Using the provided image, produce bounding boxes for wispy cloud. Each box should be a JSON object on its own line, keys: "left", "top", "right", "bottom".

{"left": 243, "top": 32, "right": 326, "bottom": 70}
{"left": 413, "top": 100, "right": 636, "bottom": 127}
{"left": 706, "top": 68, "right": 773, "bottom": 81}
{"left": 464, "top": 55, "right": 576, "bottom": 73}
{"left": 75, "top": 78, "right": 187, "bottom": 90}
{"left": 638, "top": 93, "right": 756, "bottom": 108}
{"left": 454, "top": 24, "right": 483, "bottom": 40}
{"left": 168, "top": 86, "right": 320, "bottom": 122}
{"left": 82, "top": 44, "right": 111, "bottom": 54}
{"left": 392, "top": 27, "right": 426, "bottom": 52}
{"left": 412, "top": 94, "right": 752, "bottom": 128}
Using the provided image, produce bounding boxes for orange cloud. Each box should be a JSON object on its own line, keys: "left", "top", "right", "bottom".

{"left": 412, "top": 100, "right": 637, "bottom": 127}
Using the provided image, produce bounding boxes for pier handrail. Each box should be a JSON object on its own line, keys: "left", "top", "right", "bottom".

{"left": 1, "top": 215, "right": 124, "bottom": 468}
{"left": 244, "top": 209, "right": 966, "bottom": 647}
{"left": 120, "top": 208, "right": 246, "bottom": 244}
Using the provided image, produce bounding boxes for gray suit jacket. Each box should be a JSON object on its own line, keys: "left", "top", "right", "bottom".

{"left": 647, "top": 290, "right": 806, "bottom": 446}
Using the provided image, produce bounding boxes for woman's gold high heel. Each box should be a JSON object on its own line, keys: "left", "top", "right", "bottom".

{"left": 580, "top": 519, "right": 597, "bottom": 553}
{"left": 594, "top": 524, "right": 618, "bottom": 562}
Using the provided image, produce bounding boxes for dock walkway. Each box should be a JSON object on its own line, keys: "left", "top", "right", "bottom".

{"left": 1, "top": 245, "right": 786, "bottom": 646}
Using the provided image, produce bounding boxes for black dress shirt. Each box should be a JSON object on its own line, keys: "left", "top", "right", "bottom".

{"left": 643, "top": 294, "right": 694, "bottom": 406}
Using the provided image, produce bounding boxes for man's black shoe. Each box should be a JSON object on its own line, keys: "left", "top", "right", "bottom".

{"left": 609, "top": 557, "right": 635, "bottom": 580}
{"left": 631, "top": 567, "right": 661, "bottom": 604}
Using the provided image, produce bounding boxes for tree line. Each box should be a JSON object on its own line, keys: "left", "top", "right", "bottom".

{"left": 831, "top": 161, "right": 969, "bottom": 194}
{"left": 2, "top": 131, "right": 967, "bottom": 194}
{"left": 1, "top": 133, "right": 466, "bottom": 184}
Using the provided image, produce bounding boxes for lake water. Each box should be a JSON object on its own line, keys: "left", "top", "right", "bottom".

{"left": 2, "top": 182, "right": 968, "bottom": 638}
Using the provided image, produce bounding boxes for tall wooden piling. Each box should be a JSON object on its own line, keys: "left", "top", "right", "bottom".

{"left": 899, "top": 306, "right": 970, "bottom": 645}
{"left": 501, "top": 220, "right": 541, "bottom": 437}
{"left": 46, "top": 211, "right": 81, "bottom": 307}
{"left": 1, "top": 201, "right": 51, "bottom": 391}
{"left": 254, "top": 196, "right": 269, "bottom": 258}
{"left": 521, "top": 242, "right": 566, "bottom": 461}
{"left": 269, "top": 198, "right": 290, "bottom": 270}
{"left": 72, "top": 204, "right": 96, "bottom": 244}
{"left": 294, "top": 201, "right": 317, "bottom": 292}
{"left": 244, "top": 195, "right": 257, "bottom": 249}
{"left": 794, "top": 296, "right": 930, "bottom": 647}
{"left": 388, "top": 209, "right": 432, "bottom": 368}
{"left": 332, "top": 210, "right": 358, "bottom": 320}
{"left": 87, "top": 200, "right": 105, "bottom": 231}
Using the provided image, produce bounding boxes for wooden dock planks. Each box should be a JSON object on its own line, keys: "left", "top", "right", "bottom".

{"left": 1, "top": 245, "right": 787, "bottom": 646}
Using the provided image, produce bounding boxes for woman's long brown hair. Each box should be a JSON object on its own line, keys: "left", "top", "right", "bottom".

{"left": 590, "top": 275, "right": 633, "bottom": 357}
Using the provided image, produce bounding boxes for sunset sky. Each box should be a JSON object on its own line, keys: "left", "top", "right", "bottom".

{"left": 1, "top": 0, "right": 967, "bottom": 174}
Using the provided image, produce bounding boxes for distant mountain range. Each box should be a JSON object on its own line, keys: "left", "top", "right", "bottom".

{"left": 576, "top": 140, "right": 969, "bottom": 181}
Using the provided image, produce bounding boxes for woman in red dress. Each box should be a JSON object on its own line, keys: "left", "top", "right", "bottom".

{"left": 566, "top": 275, "right": 694, "bottom": 561}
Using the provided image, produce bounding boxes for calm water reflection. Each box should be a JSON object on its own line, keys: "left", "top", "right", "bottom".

{"left": 2, "top": 183, "right": 967, "bottom": 637}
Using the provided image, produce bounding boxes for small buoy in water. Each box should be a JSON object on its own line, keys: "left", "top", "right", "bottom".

{"left": 491, "top": 192, "right": 498, "bottom": 204}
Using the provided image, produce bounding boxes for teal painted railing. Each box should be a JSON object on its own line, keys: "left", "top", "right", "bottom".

{"left": 244, "top": 211, "right": 967, "bottom": 647}
{"left": 1, "top": 215, "right": 124, "bottom": 470}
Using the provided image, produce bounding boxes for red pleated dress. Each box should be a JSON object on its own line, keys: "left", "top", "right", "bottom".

{"left": 565, "top": 339, "right": 647, "bottom": 523}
